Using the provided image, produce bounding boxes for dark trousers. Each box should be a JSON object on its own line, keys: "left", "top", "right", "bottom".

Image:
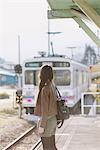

{"left": 41, "top": 135, "right": 57, "bottom": 150}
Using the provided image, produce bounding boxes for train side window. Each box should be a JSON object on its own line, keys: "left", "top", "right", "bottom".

{"left": 73, "top": 70, "right": 77, "bottom": 88}
{"left": 75, "top": 70, "right": 79, "bottom": 87}
{"left": 82, "top": 71, "right": 84, "bottom": 84}
{"left": 84, "top": 72, "right": 87, "bottom": 83}
{"left": 79, "top": 71, "right": 82, "bottom": 85}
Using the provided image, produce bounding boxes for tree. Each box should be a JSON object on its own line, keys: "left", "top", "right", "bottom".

{"left": 81, "top": 45, "right": 97, "bottom": 65}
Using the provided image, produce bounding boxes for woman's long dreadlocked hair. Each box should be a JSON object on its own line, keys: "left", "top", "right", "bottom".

{"left": 39, "top": 65, "right": 53, "bottom": 91}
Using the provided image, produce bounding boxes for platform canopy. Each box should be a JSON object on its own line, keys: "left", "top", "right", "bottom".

{"left": 47, "top": 0, "right": 100, "bottom": 47}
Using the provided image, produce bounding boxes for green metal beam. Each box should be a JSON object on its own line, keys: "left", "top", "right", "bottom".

{"left": 73, "top": 0, "right": 100, "bottom": 28}
{"left": 48, "top": 9, "right": 88, "bottom": 20}
{"left": 48, "top": 9, "right": 73, "bottom": 19}
{"left": 73, "top": 17, "right": 100, "bottom": 47}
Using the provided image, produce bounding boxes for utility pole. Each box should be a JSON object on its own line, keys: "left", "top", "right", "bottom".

{"left": 97, "top": 30, "right": 100, "bottom": 57}
{"left": 17, "top": 35, "right": 22, "bottom": 89}
{"left": 47, "top": 32, "right": 61, "bottom": 56}
{"left": 18, "top": 35, "right": 21, "bottom": 65}
{"left": 18, "top": 35, "right": 22, "bottom": 118}
{"left": 14, "top": 35, "right": 22, "bottom": 118}
{"left": 48, "top": 13, "right": 50, "bottom": 56}
{"left": 66, "top": 46, "right": 77, "bottom": 60}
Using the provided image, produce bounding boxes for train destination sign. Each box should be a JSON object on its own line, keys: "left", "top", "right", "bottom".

{"left": 25, "top": 62, "right": 70, "bottom": 68}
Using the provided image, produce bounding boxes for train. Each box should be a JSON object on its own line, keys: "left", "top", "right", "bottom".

{"left": 21, "top": 55, "right": 90, "bottom": 114}
{"left": 0, "top": 68, "right": 17, "bottom": 86}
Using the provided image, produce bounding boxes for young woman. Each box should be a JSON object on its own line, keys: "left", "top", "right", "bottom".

{"left": 34, "top": 65, "right": 58, "bottom": 150}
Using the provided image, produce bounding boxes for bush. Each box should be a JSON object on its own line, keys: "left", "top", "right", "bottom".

{"left": 0, "top": 93, "right": 9, "bottom": 99}
{"left": 0, "top": 108, "right": 17, "bottom": 114}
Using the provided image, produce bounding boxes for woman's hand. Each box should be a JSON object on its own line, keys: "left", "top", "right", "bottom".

{"left": 38, "top": 127, "right": 44, "bottom": 134}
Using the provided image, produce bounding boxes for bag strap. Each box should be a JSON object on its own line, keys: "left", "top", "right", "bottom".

{"left": 55, "top": 86, "right": 64, "bottom": 128}
{"left": 57, "top": 120, "right": 64, "bottom": 128}
{"left": 55, "top": 86, "right": 61, "bottom": 98}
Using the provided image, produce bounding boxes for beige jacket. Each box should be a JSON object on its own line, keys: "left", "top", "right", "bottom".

{"left": 34, "top": 82, "right": 57, "bottom": 128}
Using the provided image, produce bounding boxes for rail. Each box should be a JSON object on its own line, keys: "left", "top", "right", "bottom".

{"left": 30, "top": 139, "right": 42, "bottom": 150}
{"left": 2, "top": 126, "right": 36, "bottom": 150}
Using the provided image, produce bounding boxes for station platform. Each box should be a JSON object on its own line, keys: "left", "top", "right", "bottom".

{"left": 38, "top": 115, "right": 100, "bottom": 150}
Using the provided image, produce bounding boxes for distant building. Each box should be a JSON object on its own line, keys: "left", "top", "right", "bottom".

{"left": 0, "top": 67, "right": 17, "bottom": 86}
{"left": 0, "top": 57, "right": 15, "bottom": 73}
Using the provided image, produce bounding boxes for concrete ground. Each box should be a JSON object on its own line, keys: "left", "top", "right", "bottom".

{"left": 38, "top": 115, "right": 100, "bottom": 150}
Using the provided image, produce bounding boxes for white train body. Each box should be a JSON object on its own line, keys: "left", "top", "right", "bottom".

{"left": 22, "top": 56, "right": 89, "bottom": 111}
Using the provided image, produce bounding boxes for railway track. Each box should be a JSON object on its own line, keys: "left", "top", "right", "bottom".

{"left": 30, "top": 139, "right": 42, "bottom": 150}
{"left": 2, "top": 125, "right": 42, "bottom": 150}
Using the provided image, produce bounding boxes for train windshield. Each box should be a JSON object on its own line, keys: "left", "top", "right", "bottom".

{"left": 53, "top": 70, "right": 71, "bottom": 86}
{"left": 25, "top": 70, "right": 71, "bottom": 86}
{"left": 25, "top": 70, "right": 39, "bottom": 85}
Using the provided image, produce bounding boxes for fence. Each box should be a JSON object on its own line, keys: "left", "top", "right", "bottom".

{"left": 81, "top": 92, "right": 100, "bottom": 116}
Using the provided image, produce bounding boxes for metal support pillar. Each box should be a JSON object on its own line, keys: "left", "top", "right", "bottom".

{"left": 73, "top": 0, "right": 100, "bottom": 28}
{"left": 73, "top": 17, "right": 100, "bottom": 47}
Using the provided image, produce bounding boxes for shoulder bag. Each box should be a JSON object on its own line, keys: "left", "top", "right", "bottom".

{"left": 55, "top": 87, "right": 70, "bottom": 128}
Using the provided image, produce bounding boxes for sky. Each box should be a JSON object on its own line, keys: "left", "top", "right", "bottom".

{"left": 0, "top": 0, "right": 98, "bottom": 64}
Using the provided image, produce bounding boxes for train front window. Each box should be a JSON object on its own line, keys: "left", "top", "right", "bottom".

{"left": 25, "top": 70, "right": 70, "bottom": 86}
{"left": 53, "top": 70, "right": 71, "bottom": 86}
{"left": 25, "top": 70, "right": 39, "bottom": 85}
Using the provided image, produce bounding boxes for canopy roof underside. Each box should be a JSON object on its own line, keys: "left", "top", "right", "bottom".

{"left": 47, "top": 0, "right": 100, "bottom": 47}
